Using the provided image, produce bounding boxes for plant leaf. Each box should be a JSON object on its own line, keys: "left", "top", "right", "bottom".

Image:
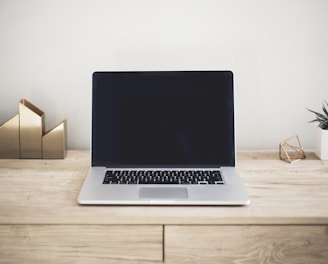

{"left": 323, "top": 101, "right": 328, "bottom": 117}
{"left": 307, "top": 101, "right": 328, "bottom": 128}
{"left": 307, "top": 108, "right": 326, "bottom": 119}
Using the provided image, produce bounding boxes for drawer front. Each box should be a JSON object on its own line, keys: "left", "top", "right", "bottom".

{"left": 0, "top": 225, "right": 163, "bottom": 264}
{"left": 165, "top": 225, "right": 328, "bottom": 264}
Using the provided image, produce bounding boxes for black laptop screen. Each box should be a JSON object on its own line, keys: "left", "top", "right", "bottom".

{"left": 92, "top": 71, "right": 235, "bottom": 167}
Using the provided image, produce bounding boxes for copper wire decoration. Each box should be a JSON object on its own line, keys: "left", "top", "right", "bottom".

{"left": 279, "top": 135, "right": 305, "bottom": 163}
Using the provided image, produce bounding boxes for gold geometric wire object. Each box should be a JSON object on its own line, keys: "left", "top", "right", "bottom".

{"left": 0, "top": 99, "right": 66, "bottom": 159}
{"left": 279, "top": 134, "right": 305, "bottom": 163}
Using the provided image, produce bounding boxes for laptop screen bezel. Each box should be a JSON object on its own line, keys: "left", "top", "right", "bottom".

{"left": 91, "top": 71, "right": 235, "bottom": 168}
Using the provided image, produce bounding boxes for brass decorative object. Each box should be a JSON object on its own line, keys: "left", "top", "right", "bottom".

{"left": 42, "top": 120, "right": 66, "bottom": 159}
{"left": 0, "top": 99, "right": 66, "bottom": 159}
{"left": 0, "top": 114, "right": 20, "bottom": 158}
{"left": 279, "top": 135, "right": 305, "bottom": 163}
{"left": 19, "top": 99, "right": 45, "bottom": 158}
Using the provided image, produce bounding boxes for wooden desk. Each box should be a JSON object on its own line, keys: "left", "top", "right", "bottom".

{"left": 0, "top": 151, "right": 327, "bottom": 263}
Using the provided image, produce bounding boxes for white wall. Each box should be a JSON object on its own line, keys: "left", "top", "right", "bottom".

{"left": 1, "top": 0, "right": 328, "bottom": 150}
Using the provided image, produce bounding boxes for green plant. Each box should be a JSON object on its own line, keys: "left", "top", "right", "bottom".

{"left": 307, "top": 100, "right": 328, "bottom": 129}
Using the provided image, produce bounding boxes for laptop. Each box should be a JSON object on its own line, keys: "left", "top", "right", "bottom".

{"left": 78, "top": 71, "right": 250, "bottom": 205}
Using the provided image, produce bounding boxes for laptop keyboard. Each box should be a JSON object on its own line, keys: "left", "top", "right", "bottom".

{"left": 103, "top": 170, "right": 224, "bottom": 185}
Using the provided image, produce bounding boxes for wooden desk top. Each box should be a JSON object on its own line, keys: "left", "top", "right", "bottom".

{"left": 0, "top": 150, "right": 327, "bottom": 225}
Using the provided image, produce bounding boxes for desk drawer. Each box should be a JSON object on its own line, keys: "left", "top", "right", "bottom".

{"left": 165, "top": 225, "right": 328, "bottom": 264}
{"left": 0, "top": 225, "right": 163, "bottom": 263}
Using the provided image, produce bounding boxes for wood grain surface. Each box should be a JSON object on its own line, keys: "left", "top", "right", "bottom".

{"left": 0, "top": 150, "right": 327, "bottom": 225}
{"left": 0, "top": 150, "right": 327, "bottom": 263}
{"left": 165, "top": 225, "right": 328, "bottom": 264}
{"left": 0, "top": 225, "right": 163, "bottom": 263}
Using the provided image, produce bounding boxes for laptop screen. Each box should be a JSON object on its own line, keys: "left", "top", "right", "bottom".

{"left": 92, "top": 71, "right": 235, "bottom": 167}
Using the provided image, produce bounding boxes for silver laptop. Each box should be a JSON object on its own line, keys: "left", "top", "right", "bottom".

{"left": 78, "top": 71, "right": 250, "bottom": 205}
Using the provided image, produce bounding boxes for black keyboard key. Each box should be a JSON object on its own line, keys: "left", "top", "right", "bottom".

{"left": 103, "top": 170, "right": 224, "bottom": 185}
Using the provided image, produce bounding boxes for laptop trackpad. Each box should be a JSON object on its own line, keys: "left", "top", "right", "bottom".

{"left": 139, "top": 187, "right": 188, "bottom": 199}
